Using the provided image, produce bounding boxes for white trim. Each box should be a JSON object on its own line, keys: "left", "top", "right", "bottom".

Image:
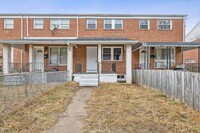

{"left": 86, "top": 19, "right": 97, "bottom": 29}
{"left": 21, "top": 15, "right": 23, "bottom": 39}
{"left": 26, "top": 15, "right": 29, "bottom": 37}
{"left": 49, "top": 46, "right": 68, "bottom": 66}
{"left": 11, "top": 47, "right": 14, "bottom": 63}
{"left": 24, "top": 37, "right": 78, "bottom": 39}
{"left": 126, "top": 44, "right": 132, "bottom": 84}
{"left": 102, "top": 46, "right": 123, "bottom": 61}
{"left": 77, "top": 15, "right": 79, "bottom": 38}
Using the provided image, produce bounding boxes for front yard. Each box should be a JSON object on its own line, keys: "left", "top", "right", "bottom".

{"left": 84, "top": 83, "right": 200, "bottom": 132}
{"left": 0, "top": 82, "right": 79, "bottom": 133}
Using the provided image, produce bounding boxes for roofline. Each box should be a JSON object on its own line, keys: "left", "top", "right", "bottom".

{"left": 0, "top": 13, "right": 187, "bottom": 17}
{"left": 0, "top": 39, "right": 138, "bottom": 45}
{"left": 185, "top": 21, "right": 200, "bottom": 40}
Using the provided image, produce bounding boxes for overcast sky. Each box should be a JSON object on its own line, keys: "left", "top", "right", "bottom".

{"left": 0, "top": 0, "right": 199, "bottom": 34}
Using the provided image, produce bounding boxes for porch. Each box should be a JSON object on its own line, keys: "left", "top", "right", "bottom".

{"left": 1, "top": 38, "right": 137, "bottom": 86}
{"left": 135, "top": 42, "right": 200, "bottom": 72}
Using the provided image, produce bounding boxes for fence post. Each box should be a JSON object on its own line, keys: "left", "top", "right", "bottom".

{"left": 181, "top": 72, "right": 185, "bottom": 102}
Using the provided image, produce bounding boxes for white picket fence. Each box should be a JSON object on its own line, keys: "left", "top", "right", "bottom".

{"left": 132, "top": 70, "right": 200, "bottom": 111}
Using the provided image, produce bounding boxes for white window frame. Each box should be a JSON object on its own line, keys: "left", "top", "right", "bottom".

{"left": 186, "top": 59, "right": 196, "bottom": 64}
{"left": 4, "top": 18, "right": 14, "bottom": 29}
{"left": 139, "top": 19, "right": 150, "bottom": 30}
{"left": 87, "top": 19, "right": 97, "bottom": 29}
{"left": 154, "top": 47, "right": 176, "bottom": 68}
{"left": 33, "top": 18, "right": 43, "bottom": 29}
{"left": 157, "top": 20, "right": 172, "bottom": 30}
{"left": 104, "top": 19, "right": 123, "bottom": 29}
{"left": 102, "top": 47, "right": 123, "bottom": 61}
{"left": 50, "top": 19, "right": 70, "bottom": 29}
{"left": 49, "top": 46, "right": 67, "bottom": 66}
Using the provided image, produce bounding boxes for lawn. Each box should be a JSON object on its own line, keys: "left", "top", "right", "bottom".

{"left": 84, "top": 83, "right": 200, "bottom": 133}
{"left": 0, "top": 82, "right": 79, "bottom": 133}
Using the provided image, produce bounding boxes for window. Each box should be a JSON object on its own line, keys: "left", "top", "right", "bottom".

{"left": 186, "top": 59, "right": 195, "bottom": 64}
{"left": 139, "top": 19, "right": 149, "bottom": 30}
{"left": 157, "top": 20, "right": 172, "bottom": 30}
{"left": 4, "top": 18, "right": 14, "bottom": 29}
{"left": 50, "top": 19, "right": 70, "bottom": 29}
{"left": 155, "top": 48, "right": 175, "bottom": 68}
{"left": 34, "top": 19, "right": 43, "bottom": 29}
{"left": 49, "top": 47, "right": 67, "bottom": 65}
{"left": 102, "top": 47, "right": 122, "bottom": 61}
{"left": 87, "top": 19, "right": 97, "bottom": 29}
{"left": 104, "top": 19, "right": 123, "bottom": 29}
{"left": 104, "top": 19, "right": 112, "bottom": 29}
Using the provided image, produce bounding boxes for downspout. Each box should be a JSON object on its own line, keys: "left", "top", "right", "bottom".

{"left": 21, "top": 15, "right": 23, "bottom": 68}
{"left": 183, "top": 16, "right": 186, "bottom": 42}
{"left": 76, "top": 14, "right": 79, "bottom": 38}
{"left": 26, "top": 15, "right": 29, "bottom": 38}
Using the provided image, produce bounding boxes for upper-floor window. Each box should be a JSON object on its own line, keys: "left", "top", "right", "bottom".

{"left": 4, "top": 18, "right": 14, "bottom": 29}
{"left": 87, "top": 19, "right": 97, "bottom": 29}
{"left": 50, "top": 19, "right": 70, "bottom": 29}
{"left": 139, "top": 19, "right": 149, "bottom": 30}
{"left": 157, "top": 20, "right": 172, "bottom": 30}
{"left": 34, "top": 19, "right": 43, "bottom": 29}
{"left": 104, "top": 19, "right": 123, "bottom": 29}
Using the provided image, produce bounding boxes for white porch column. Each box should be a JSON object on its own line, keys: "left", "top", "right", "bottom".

{"left": 67, "top": 44, "right": 73, "bottom": 81}
{"left": 98, "top": 44, "right": 102, "bottom": 73}
{"left": 29, "top": 44, "right": 33, "bottom": 72}
{"left": 3, "top": 44, "right": 11, "bottom": 74}
{"left": 126, "top": 44, "right": 132, "bottom": 84}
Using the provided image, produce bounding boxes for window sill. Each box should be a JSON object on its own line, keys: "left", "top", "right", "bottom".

{"left": 49, "top": 64, "right": 67, "bottom": 66}
{"left": 104, "top": 29, "right": 123, "bottom": 31}
{"left": 157, "top": 29, "right": 173, "bottom": 31}
{"left": 102, "top": 60, "right": 123, "bottom": 62}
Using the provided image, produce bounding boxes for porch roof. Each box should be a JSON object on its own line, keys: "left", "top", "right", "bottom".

{"left": 0, "top": 38, "right": 138, "bottom": 45}
{"left": 143, "top": 42, "right": 200, "bottom": 47}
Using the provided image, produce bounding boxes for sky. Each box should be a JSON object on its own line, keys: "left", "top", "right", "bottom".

{"left": 0, "top": 0, "right": 200, "bottom": 34}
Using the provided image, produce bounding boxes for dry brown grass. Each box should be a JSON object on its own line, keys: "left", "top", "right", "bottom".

{"left": 0, "top": 82, "right": 79, "bottom": 133}
{"left": 84, "top": 83, "right": 200, "bottom": 133}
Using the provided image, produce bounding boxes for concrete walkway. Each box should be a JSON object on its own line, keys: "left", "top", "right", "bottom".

{"left": 47, "top": 88, "right": 92, "bottom": 133}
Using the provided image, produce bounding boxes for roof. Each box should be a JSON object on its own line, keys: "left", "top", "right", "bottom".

{"left": 0, "top": 38, "right": 138, "bottom": 45}
{"left": 185, "top": 21, "right": 200, "bottom": 42}
{"left": 143, "top": 42, "right": 200, "bottom": 47}
{"left": 0, "top": 13, "right": 187, "bottom": 18}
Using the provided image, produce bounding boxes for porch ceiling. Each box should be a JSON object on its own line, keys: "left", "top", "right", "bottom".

{"left": 0, "top": 38, "right": 138, "bottom": 45}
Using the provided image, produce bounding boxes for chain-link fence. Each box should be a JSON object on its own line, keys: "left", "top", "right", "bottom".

{"left": 0, "top": 71, "right": 68, "bottom": 114}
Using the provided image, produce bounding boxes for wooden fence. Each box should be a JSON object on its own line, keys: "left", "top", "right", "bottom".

{"left": 132, "top": 70, "right": 200, "bottom": 111}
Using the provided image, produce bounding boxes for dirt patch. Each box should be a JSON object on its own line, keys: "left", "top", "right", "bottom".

{"left": 84, "top": 83, "right": 200, "bottom": 133}
{"left": 0, "top": 82, "right": 79, "bottom": 133}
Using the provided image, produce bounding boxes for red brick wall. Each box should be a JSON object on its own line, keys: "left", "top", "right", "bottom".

{"left": 0, "top": 16, "right": 185, "bottom": 73}
{"left": 78, "top": 18, "right": 183, "bottom": 42}
{"left": 183, "top": 39, "right": 200, "bottom": 64}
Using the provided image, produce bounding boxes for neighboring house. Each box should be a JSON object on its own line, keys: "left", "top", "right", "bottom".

{"left": 184, "top": 22, "right": 200, "bottom": 65}
{"left": 0, "top": 13, "right": 199, "bottom": 85}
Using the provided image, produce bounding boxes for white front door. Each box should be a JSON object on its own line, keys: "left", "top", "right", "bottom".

{"left": 86, "top": 47, "right": 97, "bottom": 73}
{"left": 33, "top": 47, "right": 44, "bottom": 71}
